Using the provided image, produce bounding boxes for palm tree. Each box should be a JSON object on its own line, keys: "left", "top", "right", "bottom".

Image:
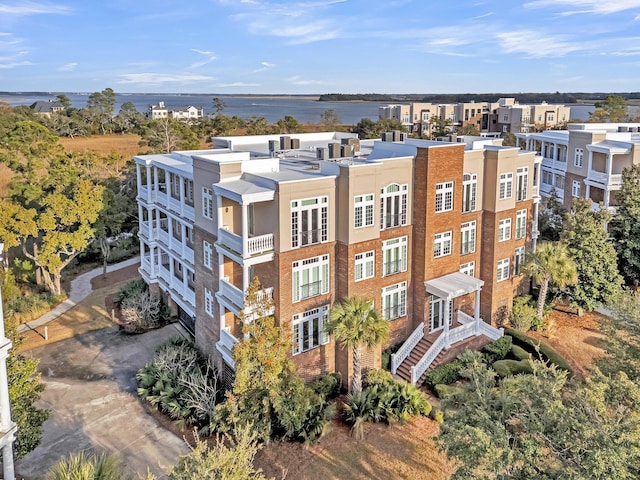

{"left": 523, "top": 242, "right": 578, "bottom": 319}
{"left": 46, "top": 451, "right": 133, "bottom": 480}
{"left": 329, "top": 297, "right": 389, "bottom": 394}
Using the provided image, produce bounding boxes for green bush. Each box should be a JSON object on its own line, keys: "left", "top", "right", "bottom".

{"left": 434, "top": 383, "right": 464, "bottom": 399}
{"left": 509, "top": 296, "right": 538, "bottom": 332}
{"left": 482, "top": 336, "right": 513, "bottom": 363}
{"left": 310, "top": 372, "right": 342, "bottom": 399}
{"left": 423, "top": 360, "right": 463, "bottom": 389}
{"left": 511, "top": 344, "right": 531, "bottom": 361}
{"left": 381, "top": 342, "right": 403, "bottom": 371}
{"left": 431, "top": 409, "right": 444, "bottom": 424}
{"left": 505, "top": 328, "right": 573, "bottom": 376}
{"left": 493, "top": 359, "right": 534, "bottom": 377}
{"left": 137, "top": 336, "right": 221, "bottom": 432}
{"left": 115, "top": 278, "right": 147, "bottom": 306}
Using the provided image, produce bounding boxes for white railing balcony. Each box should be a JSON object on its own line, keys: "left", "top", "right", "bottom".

{"left": 248, "top": 233, "right": 274, "bottom": 255}
{"left": 183, "top": 204, "right": 195, "bottom": 221}
{"left": 391, "top": 323, "right": 424, "bottom": 374}
{"left": 219, "top": 278, "right": 245, "bottom": 312}
{"left": 587, "top": 170, "right": 623, "bottom": 187}
{"left": 157, "top": 229, "right": 170, "bottom": 246}
{"left": 141, "top": 257, "right": 157, "bottom": 278}
{"left": 168, "top": 196, "right": 182, "bottom": 215}
{"left": 218, "top": 228, "right": 243, "bottom": 255}
{"left": 220, "top": 326, "right": 239, "bottom": 351}
{"left": 184, "top": 288, "right": 195, "bottom": 307}
{"left": 591, "top": 202, "right": 618, "bottom": 215}
{"left": 218, "top": 228, "right": 274, "bottom": 258}
{"left": 532, "top": 185, "right": 540, "bottom": 197}
{"left": 138, "top": 185, "right": 148, "bottom": 200}
{"left": 156, "top": 190, "right": 167, "bottom": 207}
{"left": 541, "top": 157, "right": 568, "bottom": 173}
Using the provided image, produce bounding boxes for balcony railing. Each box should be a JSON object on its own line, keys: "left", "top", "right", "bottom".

{"left": 587, "top": 170, "right": 623, "bottom": 186}
{"left": 300, "top": 280, "right": 323, "bottom": 300}
{"left": 219, "top": 228, "right": 274, "bottom": 258}
{"left": 381, "top": 213, "right": 406, "bottom": 229}
{"left": 383, "top": 259, "right": 405, "bottom": 276}
{"left": 460, "top": 242, "right": 475, "bottom": 255}
{"left": 383, "top": 305, "right": 405, "bottom": 321}
{"left": 219, "top": 278, "right": 245, "bottom": 311}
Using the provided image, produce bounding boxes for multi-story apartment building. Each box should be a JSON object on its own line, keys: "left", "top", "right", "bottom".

{"left": 135, "top": 132, "right": 538, "bottom": 386}
{"left": 516, "top": 123, "right": 640, "bottom": 212}
{"left": 495, "top": 102, "right": 571, "bottom": 134}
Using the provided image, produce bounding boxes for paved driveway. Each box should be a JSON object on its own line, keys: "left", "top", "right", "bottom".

{"left": 16, "top": 324, "right": 190, "bottom": 478}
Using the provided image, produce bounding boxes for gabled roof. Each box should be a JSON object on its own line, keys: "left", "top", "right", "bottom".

{"left": 30, "top": 101, "right": 63, "bottom": 113}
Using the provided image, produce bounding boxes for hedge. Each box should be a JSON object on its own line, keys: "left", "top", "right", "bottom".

{"left": 504, "top": 327, "right": 573, "bottom": 376}
{"left": 423, "top": 359, "right": 463, "bottom": 389}
{"left": 493, "top": 359, "right": 533, "bottom": 377}
{"left": 511, "top": 344, "right": 531, "bottom": 361}
{"left": 434, "top": 383, "right": 464, "bottom": 399}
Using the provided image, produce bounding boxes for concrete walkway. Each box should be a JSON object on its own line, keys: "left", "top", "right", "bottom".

{"left": 18, "top": 257, "right": 141, "bottom": 334}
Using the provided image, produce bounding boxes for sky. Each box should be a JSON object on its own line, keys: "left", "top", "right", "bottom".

{"left": 1, "top": 0, "right": 640, "bottom": 94}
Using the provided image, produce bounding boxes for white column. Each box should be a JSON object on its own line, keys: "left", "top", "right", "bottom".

{"left": 179, "top": 175, "right": 185, "bottom": 216}
{"left": 241, "top": 203, "right": 248, "bottom": 257}
{"left": 606, "top": 153, "right": 613, "bottom": 178}
{"left": 443, "top": 296, "right": 451, "bottom": 349}
{"left": 587, "top": 150, "right": 593, "bottom": 177}
{"left": 136, "top": 164, "right": 142, "bottom": 192}
{"left": 474, "top": 287, "right": 482, "bottom": 335}
{"left": 604, "top": 189, "right": 610, "bottom": 209}
{"left": 242, "top": 264, "right": 250, "bottom": 292}
{"left": 181, "top": 223, "right": 186, "bottom": 255}
{"left": 145, "top": 165, "right": 152, "bottom": 204}
{"left": 153, "top": 166, "right": 159, "bottom": 192}
{"left": 138, "top": 204, "right": 144, "bottom": 237}
{"left": 216, "top": 195, "right": 224, "bottom": 231}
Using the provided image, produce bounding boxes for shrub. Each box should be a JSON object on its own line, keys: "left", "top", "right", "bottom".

{"left": 511, "top": 344, "right": 531, "bottom": 361}
{"left": 364, "top": 369, "right": 431, "bottom": 420}
{"left": 431, "top": 409, "right": 444, "bottom": 424}
{"left": 434, "top": 383, "right": 464, "bottom": 399}
{"left": 509, "top": 296, "right": 537, "bottom": 332}
{"left": 381, "top": 342, "right": 403, "bottom": 371}
{"left": 47, "top": 451, "right": 129, "bottom": 480}
{"left": 493, "top": 359, "right": 534, "bottom": 377}
{"left": 115, "top": 278, "right": 147, "bottom": 306}
{"left": 343, "top": 389, "right": 379, "bottom": 440}
{"left": 482, "top": 336, "right": 513, "bottom": 363}
{"left": 310, "top": 372, "right": 342, "bottom": 399}
{"left": 423, "top": 360, "right": 463, "bottom": 389}
{"left": 121, "top": 291, "right": 165, "bottom": 333}
{"left": 137, "top": 337, "right": 221, "bottom": 431}
{"left": 505, "top": 327, "right": 573, "bottom": 376}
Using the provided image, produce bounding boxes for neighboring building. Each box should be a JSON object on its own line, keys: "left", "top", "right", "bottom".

{"left": 495, "top": 102, "right": 571, "bottom": 134}
{"left": 30, "top": 100, "right": 64, "bottom": 117}
{"left": 516, "top": 123, "right": 640, "bottom": 212}
{"left": 135, "top": 131, "right": 538, "bottom": 386}
{"left": 148, "top": 102, "right": 169, "bottom": 119}
{"left": 171, "top": 106, "right": 204, "bottom": 121}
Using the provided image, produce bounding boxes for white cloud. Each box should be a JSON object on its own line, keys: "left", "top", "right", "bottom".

{"left": 191, "top": 48, "right": 213, "bottom": 55}
{"left": 189, "top": 48, "right": 217, "bottom": 68}
{"left": 472, "top": 12, "right": 493, "bottom": 19}
{"left": 495, "top": 30, "right": 583, "bottom": 57}
{"left": 252, "top": 61, "right": 276, "bottom": 73}
{"left": 261, "top": 61, "right": 275, "bottom": 68}
{"left": 57, "top": 62, "right": 77, "bottom": 71}
{"left": 0, "top": 60, "right": 31, "bottom": 68}
{"left": 119, "top": 73, "right": 214, "bottom": 85}
{"left": 524, "top": 0, "right": 640, "bottom": 15}
{"left": 287, "top": 75, "right": 327, "bottom": 85}
{"left": 0, "top": 2, "right": 71, "bottom": 16}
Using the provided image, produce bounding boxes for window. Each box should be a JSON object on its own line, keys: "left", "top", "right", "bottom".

{"left": 184, "top": 179, "right": 194, "bottom": 205}
{"left": 499, "top": 173, "right": 513, "bottom": 200}
{"left": 171, "top": 173, "right": 181, "bottom": 198}
{"left": 574, "top": 148, "right": 584, "bottom": 167}
{"left": 355, "top": 251, "right": 375, "bottom": 281}
{"left": 430, "top": 296, "right": 453, "bottom": 332}
{"left": 460, "top": 221, "right": 476, "bottom": 254}
{"left": 202, "top": 187, "right": 213, "bottom": 220}
{"left": 382, "top": 237, "right": 408, "bottom": 276}
{"left": 434, "top": 231, "right": 452, "bottom": 258}
{"left": 514, "top": 247, "right": 526, "bottom": 276}
{"left": 516, "top": 167, "right": 528, "bottom": 201}
{"left": 292, "top": 305, "right": 329, "bottom": 355}
{"left": 555, "top": 174, "right": 565, "bottom": 189}
{"left": 380, "top": 183, "right": 408, "bottom": 229}
{"left": 462, "top": 173, "right": 477, "bottom": 213}
{"left": 204, "top": 288, "right": 214, "bottom": 316}
{"left": 291, "top": 196, "right": 328, "bottom": 248}
{"left": 515, "top": 209, "right": 527, "bottom": 240}
{"left": 382, "top": 282, "right": 407, "bottom": 320}
{"left": 572, "top": 180, "right": 581, "bottom": 198}
{"left": 435, "top": 181, "right": 454, "bottom": 212}
{"left": 292, "top": 254, "right": 330, "bottom": 302}
{"left": 354, "top": 194, "right": 375, "bottom": 228}
{"left": 542, "top": 170, "right": 553, "bottom": 186}
{"left": 203, "top": 240, "right": 212, "bottom": 269}
{"left": 497, "top": 258, "right": 510, "bottom": 281}
{"left": 498, "top": 218, "right": 512, "bottom": 242}
{"left": 460, "top": 261, "right": 475, "bottom": 277}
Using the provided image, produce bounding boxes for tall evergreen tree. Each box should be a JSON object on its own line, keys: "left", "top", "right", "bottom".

{"left": 562, "top": 197, "right": 622, "bottom": 311}
{"left": 609, "top": 164, "right": 640, "bottom": 285}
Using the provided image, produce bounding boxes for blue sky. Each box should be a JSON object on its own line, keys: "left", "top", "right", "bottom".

{"left": 1, "top": 0, "right": 640, "bottom": 94}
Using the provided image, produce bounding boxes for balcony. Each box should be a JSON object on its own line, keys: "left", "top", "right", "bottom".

{"left": 218, "top": 277, "right": 274, "bottom": 316}
{"left": 218, "top": 228, "right": 274, "bottom": 258}
{"left": 383, "top": 259, "right": 405, "bottom": 276}
{"left": 216, "top": 326, "right": 239, "bottom": 370}
{"left": 591, "top": 202, "right": 618, "bottom": 215}
{"left": 541, "top": 156, "right": 567, "bottom": 173}
{"left": 299, "top": 280, "right": 323, "bottom": 300}
{"left": 587, "top": 170, "right": 623, "bottom": 187}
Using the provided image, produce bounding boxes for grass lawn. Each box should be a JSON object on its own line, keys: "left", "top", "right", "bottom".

{"left": 59, "top": 133, "right": 149, "bottom": 157}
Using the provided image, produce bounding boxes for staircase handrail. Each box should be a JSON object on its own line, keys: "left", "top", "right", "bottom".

{"left": 391, "top": 323, "right": 424, "bottom": 374}
{"left": 411, "top": 333, "right": 447, "bottom": 385}
{"left": 478, "top": 321, "right": 504, "bottom": 340}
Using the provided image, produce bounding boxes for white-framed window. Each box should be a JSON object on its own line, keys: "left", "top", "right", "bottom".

{"left": 435, "top": 181, "right": 454, "bottom": 213}
{"left": 203, "top": 240, "right": 212, "bottom": 269}
{"left": 382, "top": 236, "right": 408, "bottom": 276}
{"left": 354, "top": 194, "right": 375, "bottom": 228}
{"left": 498, "top": 218, "right": 512, "bottom": 242}
{"left": 382, "top": 282, "right": 407, "bottom": 320}
{"left": 574, "top": 148, "right": 584, "bottom": 167}
{"left": 460, "top": 221, "right": 476, "bottom": 255}
{"left": 202, "top": 187, "right": 213, "bottom": 220}
{"left": 462, "top": 173, "right": 477, "bottom": 213}
{"left": 516, "top": 167, "right": 528, "bottom": 201}
{"left": 542, "top": 170, "right": 553, "bottom": 186}
{"left": 204, "top": 288, "right": 214, "bottom": 316}
{"left": 430, "top": 295, "right": 453, "bottom": 332}
{"left": 572, "top": 180, "right": 581, "bottom": 198}
{"left": 292, "top": 254, "right": 330, "bottom": 302}
{"left": 184, "top": 179, "right": 194, "bottom": 205}
{"left": 355, "top": 251, "right": 375, "bottom": 281}
{"left": 434, "top": 231, "right": 452, "bottom": 258}
{"left": 497, "top": 258, "right": 510, "bottom": 282}
{"left": 380, "top": 183, "right": 408, "bottom": 229}
{"left": 515, "top": 209, "right": 527, "bottom": 240}
{"left": 291, "top": 196, "right": 328, "bottom": 248}
{"left": 460, "top": 261, "right": 475, "bottom": 277}
{"left": 292, "top": 305, "right": 330, "bottom": 355}
{"left": 499, "top": 172, "right": 513, "bottom": 200}
{"left": 514, "top": 247, "right": 526, "bottom": 276}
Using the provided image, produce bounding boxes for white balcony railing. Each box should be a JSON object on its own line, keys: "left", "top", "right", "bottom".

{"left": 219, "top": 278, "right": 244, "bottom": 311}
{"left": 248, "top": 233, "right": 274, "bottom": 255}
{"left": 219, "top": 228, "right": 274, "bottom": 258}
{"left": 219, "top": 228, "right": 243, "bottom": 255}
{"left": 587, "top": 171, "right": 623, "bottom": 186}
{"left": 220, "top": 327, "right": 239, "bottom": 352}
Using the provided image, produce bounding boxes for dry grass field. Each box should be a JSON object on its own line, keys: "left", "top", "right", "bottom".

{"left": 59, "top": 133, "right": 149, "bottom": 157}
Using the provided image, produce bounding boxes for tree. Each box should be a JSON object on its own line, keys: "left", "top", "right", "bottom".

{"left": 439, "top": 359, "right": 640, "bottom": 479}
{"left": 86, "top": 87, "right": 116, "bottom": 134}
{"left": 458, "top": 123, "right": 480, "bottom": 136}
{"left": 320, "top": 109, "right": 341, "bottom": 130}
{"left": 561, "top": 197, "right": 622, "bottom": 311}
{"left": 212, "top": 97, "right": 226, "bottom": 115}
{"left": 275, "top": 115, "right": 302, "bottom": 134}
{"left": 429, "top": 116, "right": 453, "bottom": 138}
{"left": 351, "top": 117, "right": 404, "bottom": 139}
{"left": 538, "top": 188, "right": 566, "bottom": 241}
{"left": 167, "top": 427, "right": 271, "bottom": 480}
{"left": 55, "top": 93, "right": 71, "bottom": 110}
{"left": 114, "top": 101, "right": 145, "bottom": 134}
{"left": 599, "top": 289, "right": 640, "bottom": 381}
{"left": 245, "top": 116, "right": 275, "bottom": 135}
{"left": 328, "top": 297, "right": 389, "bottom": 393}
{"left": 609, "top": 164, "right": 640, "bottom": 285}
{"left": 523, "top": 241, "right": 577, "bottom": 319}
{"left": 589, "top": 94, "right": 628, "bottom": 123}
{"left": 139, "top": 118, "right": 200, "bottom": 153}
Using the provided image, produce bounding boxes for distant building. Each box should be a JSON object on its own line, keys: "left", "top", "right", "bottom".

{"left": 147, "top": 102, "right": 204, "bottom": 121}
{"left": 148, "top": 102, "right": 169, "bottom": 120}
{"left": 30, "top": 100, "right": 64, "bottom": 117}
